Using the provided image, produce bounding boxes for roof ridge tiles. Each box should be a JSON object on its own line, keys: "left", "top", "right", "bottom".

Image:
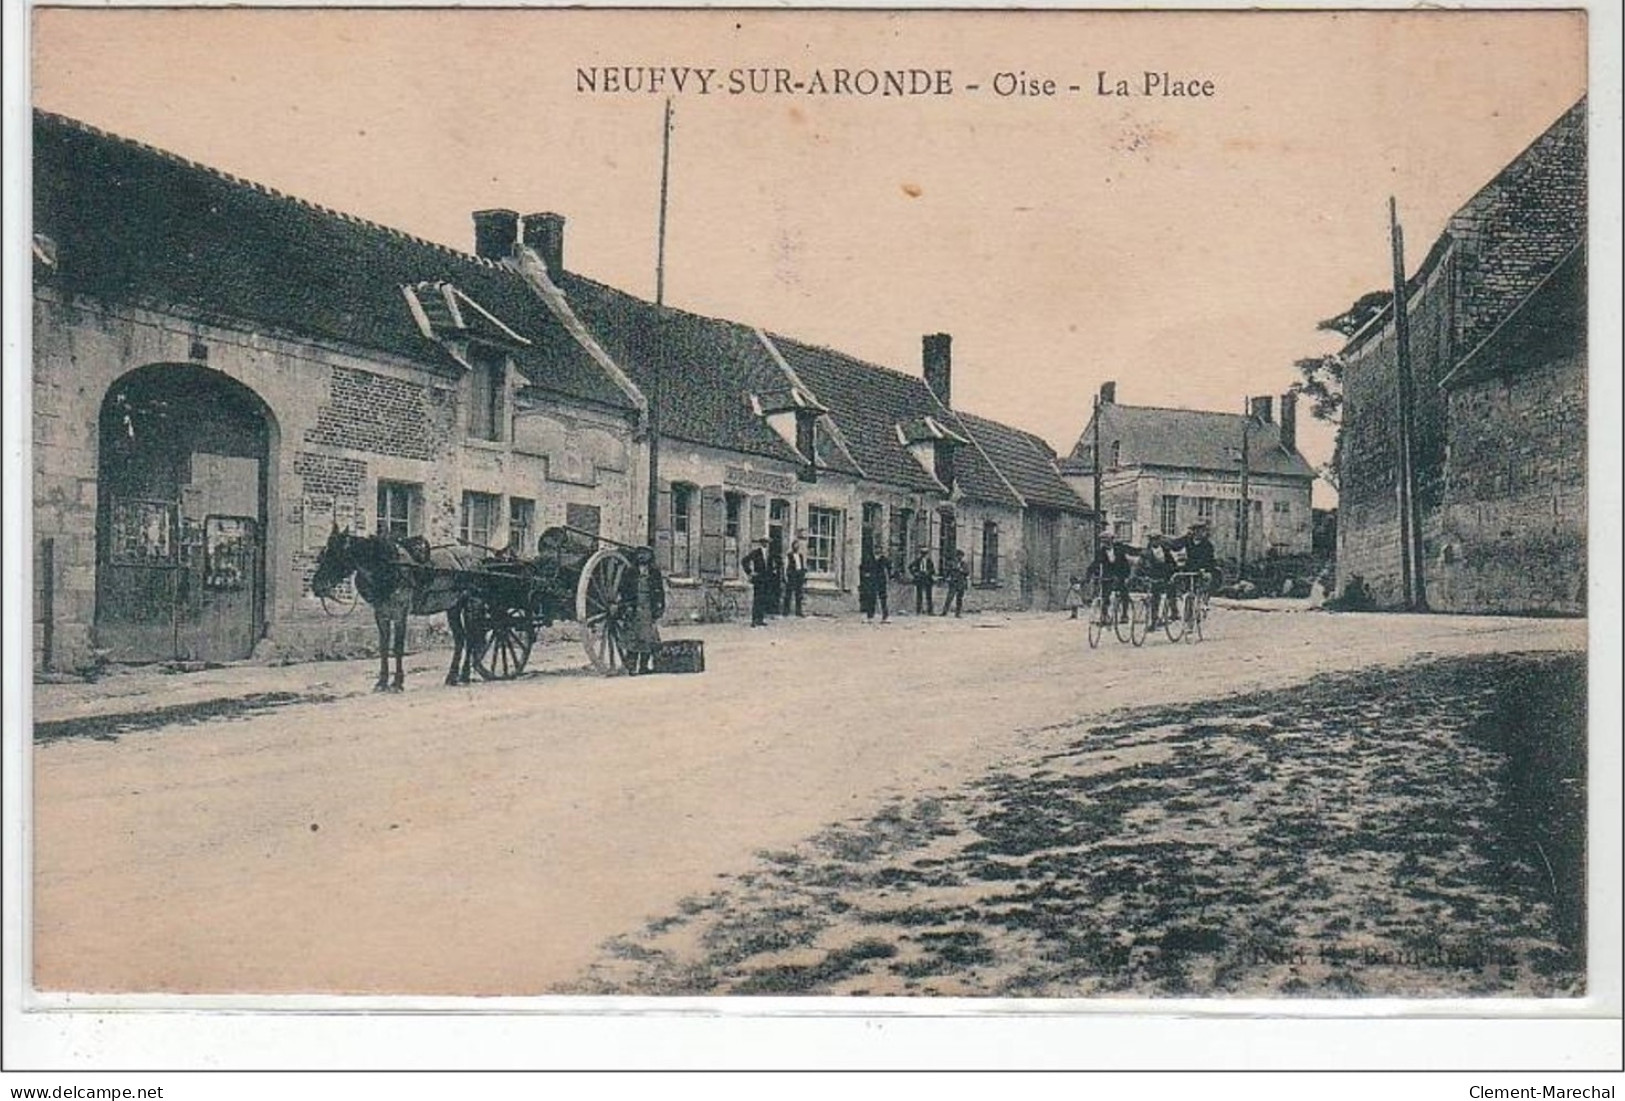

{"left": 37, "top": 107, "right": 509, "bottom": 274}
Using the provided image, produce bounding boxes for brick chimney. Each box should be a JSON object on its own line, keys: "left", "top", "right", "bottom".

{"left": 473, "top": 209, "right": 519, "bottom": 261}
{"left": 1099, "top": 381, "right": 1117, "bottom": 405}
{"left": 1250, "top": 395, "right": 1274, "bottom": 423}
{"left": 1279, "top": 390, "right": 1298, "bottom": 454}
{"left": 522, "top": 212, "right": 566, "bottom": 276}
{"left": 923, "top": 333, "right": 952, "bottom": 408}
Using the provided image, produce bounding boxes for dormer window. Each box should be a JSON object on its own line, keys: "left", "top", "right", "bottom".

{"left": 1110, "top": 440, "right": 1122, "bottom": 469}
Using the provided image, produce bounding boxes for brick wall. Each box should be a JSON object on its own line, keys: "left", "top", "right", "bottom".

{"left": 306, "top": 365, "right": 452, "bottom": 461}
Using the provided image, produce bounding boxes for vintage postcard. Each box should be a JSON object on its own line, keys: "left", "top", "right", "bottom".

{"left": 6, "top": 0, "right": 1618, "bottom": 1073}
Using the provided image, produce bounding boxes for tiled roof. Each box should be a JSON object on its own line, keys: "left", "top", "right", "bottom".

{"left": 768, "top": 336, "right": 1029, "bottom": 508}
{"left": 957, "top": 412, "right": 1091, "bottom": 514}
{"left": 1442, "top": 243, "right": 1585, "bottom": 389}
{"left": 1345, "top": 97, "right": 1586, "bottom": 356}
{"left": 32, "top": 110, "right": 637, "bottom": 413}
{"left": 1064, "top": 403, "right": 1317, "bottom": 481}
{"left": 557, "top": 274, "right": 862, "bottom": 475}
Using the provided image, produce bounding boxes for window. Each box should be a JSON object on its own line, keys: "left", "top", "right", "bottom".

{"left": 509, "top": 497, "right": 535, "bottom": 555}
{"left": 376, "top": 481, "right": 420, "bottom": 539}
{"left": 861, "top": 502, "right": 883, "bottom": 558}
{"left": 461, "top": 491, "right": 500, "bottom": 549}
{"left": 1113, "top": 520, "right": 1133, "bottom": 542}
{"left": 1109, "top": 441, "right": 1122, "bottom": 468}
{"left": 1273, "top": 500, "right": 1291, "bottom": 515}
{"left": 805, "top": 506, "right": 841, "bottom": 575}
{"left": 1160, "top": 495, "right": 1179, "bottom": 536}
{"left": 565, "top": 502, "right": 601, "bottom": 539}
{"left": 1198, "top": 497, "right": 1216, "bottom": 524}
{"left": 980, "top": 520, "right": 1000, "bottom": 583}
{"left": 467, "top": 346, "right": 506, "bottom": 442}
{"left": 671, "top": 483, "right": 696, "bottom": 576}
{"left": 722, "top": 492, "right": 744, "bottom": 579}
{"left": 938, "top": 509, "right": 957, "bottom": 565}
{"left": 889, "top": 506, "right": 913, "bottom": 570}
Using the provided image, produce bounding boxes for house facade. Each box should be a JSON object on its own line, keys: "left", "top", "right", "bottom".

{"left": 1336, "top": 97, "right": 1586, "bottom": 614}
{"left": 33, "top": 110, "right": 1096, "bottom": 670}
{"left": 32, "top": 112, "right": 644, "bottom": 671}
{"left": 1061, "top": 384, "right": 1316, "bottom": 568}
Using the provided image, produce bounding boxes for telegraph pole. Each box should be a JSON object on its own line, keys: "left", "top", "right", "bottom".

{"left": 1389, "top": 196, "right": 1427, "bottom": 610}
{"left": 1238, "top": 399, "right": 1252, "bottom": 578}
{"left": 1092, "top": 391, "right": 1104, "bottom": 554}
{"left": 645, "top": 98, "right": 674, "bottom": 547}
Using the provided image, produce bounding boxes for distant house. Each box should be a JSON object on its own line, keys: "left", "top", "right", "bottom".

{"left": 32, "top": 112, "right": 644, "bottom": 671}
{"left": 1336, "top": 97, "right": 1585, "bottom": 614}
{"left": 1061, "top": 383, "right": 1317, "bottom": 566}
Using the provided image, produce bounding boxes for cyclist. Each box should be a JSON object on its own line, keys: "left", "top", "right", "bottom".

{"left": 1090, "top": 530, "right": 1137, "bottom": 624}
{"left": 1138, "top": 533, "right": 1180, "bottom": 627}
{"left": 1173, "top": 520, "right": 1220, "bottom": 599}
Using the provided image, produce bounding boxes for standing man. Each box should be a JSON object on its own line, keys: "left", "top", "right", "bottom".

{"left": 939, "top": 547, "right": 969, "bottom": 618}
{"left": 783, "top": 537, "right": 808, "bottom": 617}
{"left": 909, "top": 547, "right": 936, "bottom": 615}
{"left": 742, "top": 536, "right": 772, "bottom": 627}
{"left": 860, "top": 542, "right": 892, "bottom": 623}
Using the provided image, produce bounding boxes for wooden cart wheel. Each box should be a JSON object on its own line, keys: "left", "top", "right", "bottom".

{"left": 472, "top": 603, "right": 536, "bottom": 681}
{"left": 577, "top": 547, "right": 632, "bottom": 675}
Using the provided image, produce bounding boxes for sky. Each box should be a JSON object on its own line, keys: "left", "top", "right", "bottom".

{"left": 30, "top": 8, "right": 1590, "bottom": 507}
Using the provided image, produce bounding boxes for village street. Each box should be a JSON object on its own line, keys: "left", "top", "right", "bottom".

{"left": 31, "top": 605, "right": 1587, "bottom": 997}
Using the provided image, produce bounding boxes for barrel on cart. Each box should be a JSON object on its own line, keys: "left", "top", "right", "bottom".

{"left": 464, "top": 526, "right": 652, "bottom": 680}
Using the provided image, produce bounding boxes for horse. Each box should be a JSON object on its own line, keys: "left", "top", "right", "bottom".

{"left": 309, "top": 526, "right": 486, "bottom": 691}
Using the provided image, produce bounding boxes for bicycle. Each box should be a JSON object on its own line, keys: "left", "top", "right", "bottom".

{"left": 1165, "top": 571, "right": 1212, "bottom": 644}
{"left": 1126, "top": 577, "right": 1156, "bottom": 648}
{"left": 1086, "top": 574, "right": 1133, "bottom": 649}
{"left": 699, "top": 576, "right": 742, "bottom": 623}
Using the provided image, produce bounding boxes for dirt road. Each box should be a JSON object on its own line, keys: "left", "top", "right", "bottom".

{"left": 31, "top": 607, "right": 1585, "bottom": 995}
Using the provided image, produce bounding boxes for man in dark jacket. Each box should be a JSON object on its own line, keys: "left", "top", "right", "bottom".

{"left": 908, "top": 548, "right": 936, "bottom": 614}
{"left": 1139, "top": 534, "right": 1179, "bottom": 626}
{"left": 1172, "top": 521, "right": 1220, "bottom": 596}
{"left": 742, "top": 537, "right": 772, "bottom": 626}
{"left": 939, "top": 548, "right": 969, "bottom": 617}
{"left": 1091, "top": 531, "right": 1138, "bottom": 617}
{"left": 859, "top": 544, "right": 892, "bottom": 622}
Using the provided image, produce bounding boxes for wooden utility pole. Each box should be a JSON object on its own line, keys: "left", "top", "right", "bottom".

{"left": 646, "top": 98, "right": 674, "bottom": 547}
{"left": 1238, "top": 398, "right": 1252, "bottom": 577}
{"left": 1389, "top": 196, "right": 1427, "bottom": 610}
{"left": 1092, "top": 391, "right": 1104, "bottom": 553}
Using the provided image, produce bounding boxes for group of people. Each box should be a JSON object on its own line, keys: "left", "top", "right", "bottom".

{"left": 1080, "top": 519, "right": 1221, "bottom": 626}
{"left": 854, "top": 544, "right": 969, "bottom": 622}
{"left": 741, "top": 536, "right": 809, "bottom": 626}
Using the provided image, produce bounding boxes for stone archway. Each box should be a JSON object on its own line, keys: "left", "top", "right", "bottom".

{"left": 96, "top": 365, "right": 273, "bottom": 663}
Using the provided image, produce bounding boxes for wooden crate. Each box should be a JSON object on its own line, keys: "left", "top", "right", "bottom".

{"left": 652, "top": 638, "right": 705, "bottom": 674}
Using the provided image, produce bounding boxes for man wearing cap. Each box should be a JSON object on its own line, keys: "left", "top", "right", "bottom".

{"left": 1139, "top": 533, "right": 1179, "bottom": 627}
{"left": 1090, "top": 529, "right": 1138, "bottom": 619}
{"left": 1174, "top": 521, "right": 1220, "bottom": 599}
{"left": 742, "top": 536, "right": 772, "bottom": 627}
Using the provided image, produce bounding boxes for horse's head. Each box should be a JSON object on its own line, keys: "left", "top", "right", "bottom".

{"left": 310, "top": 525, "right": 358, "bottom": 599}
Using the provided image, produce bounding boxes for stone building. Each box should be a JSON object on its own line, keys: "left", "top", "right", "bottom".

{"left": 32, "top": 111, "right": 644, "bottom": 670}
{"left": 1335, "top": 97, "right": 1586, "bottom": 613}
{"left": 32, "top": 109, "right": 1095, "bottom": 670}
{"left": 1061, "top": 384, "right": 1316, "bottom": 567}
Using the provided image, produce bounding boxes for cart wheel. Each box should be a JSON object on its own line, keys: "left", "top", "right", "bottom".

{"left": 577, "top": 547, "right": 632, "bottom": 675}
{"left": 473, "top": 605, "right": 536, "bottom": 680}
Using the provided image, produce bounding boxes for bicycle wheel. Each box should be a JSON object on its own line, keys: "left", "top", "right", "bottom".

{"left": 1129, "top": 592, "right": 1149, "bottom": 647}
{"left": 1087, "top": 594, "right": 1106, "bottom": 649}
{"left": 1112, "top": 591, "right": 1132, "bottom": 643}
{"left": 1163, "top": 592, "right": 1186, "bottom": 642}
{"left": 1190, "top": 593, "right": 1205, "bottom": 642}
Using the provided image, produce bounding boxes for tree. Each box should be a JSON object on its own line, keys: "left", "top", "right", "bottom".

{"left": 1289, "top": 290, "right": 1387, "bottom": 492}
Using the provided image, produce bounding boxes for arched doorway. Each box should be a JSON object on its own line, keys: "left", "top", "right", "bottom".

{"left": 96, "top": 365, "right": 272, "bottom": 663}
